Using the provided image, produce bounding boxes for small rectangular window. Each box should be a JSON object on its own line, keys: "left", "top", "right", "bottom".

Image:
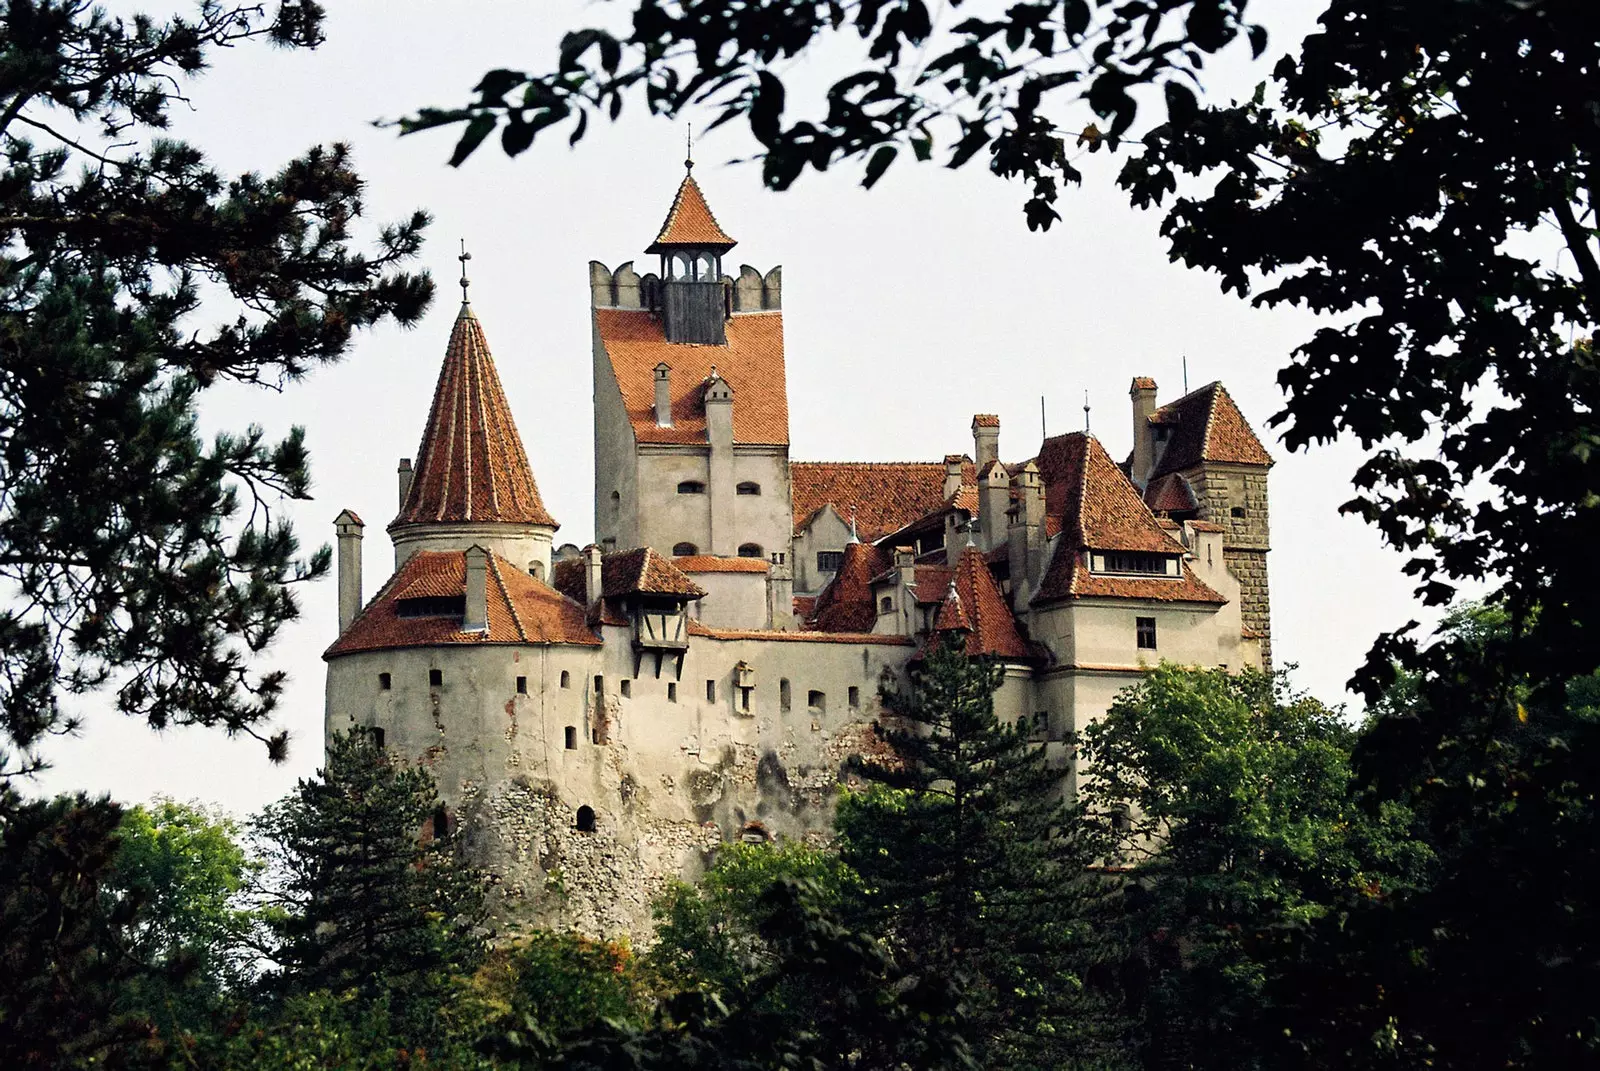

{"left": 816, "top": 551, "right": 843, "bottom": 573}
{"left": 620, "top": 679, "right": 632, "bottom": 698}
{"left": 848, "top": 686, "right": 860, "bottom": 709}
{"left": 780, "top": 678, "right": 791, "bottom": 711}
{"left": 516, "top": 675, "right": 527, "bottom": 695}
{"left": 560, "top": 670, "right": 571, "bottom": 688}
{"left": 667, "top": 682, "right": 678, "bottom": 703}
{"left": 739, "top": 687, "right": 752, "bottom": 713}
{"left": 808, "top": 690, "right": 826, "bottom": 715}
{"left": 1136, "top": 616, "right": 1157, "bottom": 650}
{"left": 594, "top": 675, "right": 604, "bottom": 695}
{"left": 371, "top": 726, "right": 385, "bottom": 748}
{"left": 378, "top": 672, "right": 391, "bottom": 691}
{"left": 706, "top": 679, "right": 717, "bottom": 703}
{"left": 429, "top": 669, "right": 443, "bottom": 688}
{"left": 564, "top": 726, "right": 577, "bottom": 750}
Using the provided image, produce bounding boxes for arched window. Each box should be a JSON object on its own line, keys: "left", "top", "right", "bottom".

{"left": 575, "top": 805, "right": 596, "bottom": 832}
{"left": 737, "top": 543, "right": 763, "bottom": 558}
{"left": 740, "top": 822, "right": 770, "bottom": 844}
{"left": 529, "top": 561, "right": 545, "bottom": 580}
{"left": 431, "top": 805, "right": 450, "bottom": 842}
{"left": 879, "top": 596, "right": 894, "bottom": 613}
{"left": 673, "top": 542, "right": 698, "bottom": 557}
{"left": 736, "top": 481, "right": 761, "bottom": 496}
{"left": 696, "top": 252, "right": 717, "bottom": 280}
{"left": 677, "top": 480, "right": 705, "bottom": 494}
{"left": 672, "top": 253, "right": 692, "bottom": 280}
{"left": 560, "top": 670, "right": 571, "bottom": 688}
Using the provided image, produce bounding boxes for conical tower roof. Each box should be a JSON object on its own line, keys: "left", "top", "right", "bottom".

{"left": 392, "top": 302, "right": 557, "bottom": 529}
{"left": 647, "top": 165, "right": 737, "bottom": 252}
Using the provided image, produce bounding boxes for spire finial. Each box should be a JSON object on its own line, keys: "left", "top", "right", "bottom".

{"left": 848, "top": 506, "right": 859, "bottom": 544}
{"left": 458, "top": 239, "right": 472, "bottom": 302}
{"left": 685, "top": 123, "right": 694, "bottom": 170}
{"left": 1083, "top": 390, "right": 1092, "bottom": 434}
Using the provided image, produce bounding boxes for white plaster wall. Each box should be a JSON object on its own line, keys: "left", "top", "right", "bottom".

{"left": 390, "top": 523, "right": 555, "bottom": 577}
{"left": 592, "top": 320, "right": 641, "bottom": 551}
{"left": 635, "top": 447, "right": 713, "bottom": 553}
{"left": 686, "top": 571, "right": 771, "bottom": 629}
{"left": 728, "top": 447, "right": 792, "bottom": 561}
{"left": 792, "top": 507, "right": 850, "bottom": 594}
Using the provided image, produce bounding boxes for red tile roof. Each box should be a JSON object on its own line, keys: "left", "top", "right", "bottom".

{"left": 673, "top": 555, "right": 770, "bottom": 573}
{"left": 792, "top": 595, "right": 818, "bottom": 622}
{"left": 600, "top": 547, "right": 707, "bottom": 598}
{"left": 393, "top": 304, "right": 557, "bottom": 529}
{"left": 929, "top": 546, "right": 1034, "bottom": 661}
{"left": 1149, "top": 382, "right": 1273, "bottom": 477}
{"left": 1034, "top": 549, "right": 1226, "bottom": 605}
{"left": 686, "top": 620, "right": 912, "bottom": 645}
{"left": 791, "top": 461, "right": 976, "bottom": 541}
{"left": 811, "top": 542, "right": 888, "bottom": 633}
{"left": 1036, "top": 433, "right": 1187, "bottom": 554}
{"left": 596, "top": 308, "right": 788, "bottom": 446}
{"left": 326, "top": 550, "right": 599, "bottom": 656}
{"left": 1131, "top": 376, "right": 1158, "bottom": 391}
{"left": 1144, "top": 472, "right": 1198, "bottom": 514}
{"left": 972, "top": 413, "right": 1000, "bottom": 427}
{"left": 647, "top": 169, "right": 737, "bottom": 252}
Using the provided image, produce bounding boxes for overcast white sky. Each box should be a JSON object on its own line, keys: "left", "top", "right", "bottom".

{"left": 31, "top": 0, "right": 1435, "bottom": 815}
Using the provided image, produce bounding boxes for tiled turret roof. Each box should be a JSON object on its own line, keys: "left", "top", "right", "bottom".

{"left": 647, "top": 168, "right": 737, "bottom": 252}
{"left": 929, "top": 546, "right": 1033, "bottom": 660}
{"left": 393, "top": 303, "right": 557, "bottom": 529}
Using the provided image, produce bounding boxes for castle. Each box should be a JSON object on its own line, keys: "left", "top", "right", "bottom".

{"left": 323, "top": 165, "right": 1274, "bottom": 935}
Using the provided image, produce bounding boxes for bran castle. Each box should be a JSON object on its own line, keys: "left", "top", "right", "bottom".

{"left": 323, "top": 165, "right": 1274, "bottom": 936}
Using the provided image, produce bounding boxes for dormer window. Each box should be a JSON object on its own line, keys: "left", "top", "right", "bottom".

{"left": 1092, "top": 552, "right": 1179, "bottom": 577}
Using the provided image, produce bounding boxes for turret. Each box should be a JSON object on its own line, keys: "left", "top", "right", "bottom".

{"left": 334, "top": 509, "right": 364, "bottom": 633}
{"left": 648, "top": 159, "right": 736, "bottom": 345}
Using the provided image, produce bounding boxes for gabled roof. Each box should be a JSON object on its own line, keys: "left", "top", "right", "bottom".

{"left": 1144, "top": 471, "right": 1198, "bottom": 515}
{"left": 596, "top": 308, "right": 788, "bottom": 446}
{"left": 647, "top": 169, "right": 737, "bottom": 252}
{"left": 791, "top": 460, "right": 976, "bottom": 542}
{"left": 1149, "top": 381, "right": 1273, "bottom": 477}
{"left": 599, "top": 547, "right": 707, "bottom": 599}
{"left": 926, "top": 546, "right": 1034, "bottom": 661}
{"left": 811, "top": 542, "right": 889, "bottom": 633}
{"left": 1036, "top": 432, "right": 1186, "bottom": 554}
{"left": 393, "top": 303, "right": 557, "bottom": 529}
{"left": 326, "top": 550, "right": 599, "bottom": 656}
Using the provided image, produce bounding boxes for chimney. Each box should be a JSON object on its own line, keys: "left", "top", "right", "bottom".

{"left": 894, "top": 545, "right": 917, "bottom": 636}
{"left": 1008, "top": 462, "right": 1046, "bottom": 612}
{"left": 584, "top": 544, "right": 604, "bottom": 607}
{"left": 943, "top": 454, "right": 966, "bottom": 499}
{"left": 980, "top": 461, "right": 1009, "bottom": 550}
{"left": 767, "top": 553, "right": 794, "bottom": 630}
{"left": 704, "top": 369, "right": 733, "bottom": 448}
{"left": 463, "top": 545, "right": 489, "bottom": 633}
{"left": 1129, "top": 378, "right": 1158, "bottom": 488}
{"left": 943, "top": 512, "right": 965, "bottom": 565}
{"left": 654, "top": 362, "right": 673, "bottom": 426}
{"left": 334, "top": 510, "right": 364, "bottom": 634}
{"left": 396, "top": 457, "right": 414, "bottom": 510}
{"left": 972, "top": 414, "right": 1000, "bottom": 468}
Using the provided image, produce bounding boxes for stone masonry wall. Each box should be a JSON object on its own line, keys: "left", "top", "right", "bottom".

{"left": 1187, "top": 464, "right": 1272, "bottom": 668}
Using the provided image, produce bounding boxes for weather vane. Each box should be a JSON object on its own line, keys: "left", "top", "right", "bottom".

{"left": 458, "top": 239, "right": 472, "bottom": 301}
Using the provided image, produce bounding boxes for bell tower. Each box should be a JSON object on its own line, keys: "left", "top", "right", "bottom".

{"left": 647, "top": 156, "right": 736, "bottom": 345}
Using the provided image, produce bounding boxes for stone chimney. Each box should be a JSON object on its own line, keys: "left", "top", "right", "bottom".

{"left": 972, "top": 414, "right": 1000, "bottom": 468}
{"left": 943, "top": 454, "right": 966, "bottom": 499}
{"left": 1008, "top": 462, "right": 1046, "bottom": 611}
{"left": 1129, "top": 377, "right": 1158, "bottom": 488}
{"left": 334, "top": 509, "right": 364, "bottom": 634}
{"left": 584, "top": 544, "right": 604, "bottom": 607}
{"left": 463, "top": 545, "right": 489, "bottom": 633}
{"left": 396, "top": 457, "right": 414, "bottom": 510}
{"left": 705, "top": 370, "right": 734, "bottom": 555}
{"left": 654, "top": 362, "right": 673, "bottom": 426}
{"left": 943, "top": 512, "right": 965, "bottom": 565}
{"left": 980, "top": 461, "right": 1009, "bottom": 550}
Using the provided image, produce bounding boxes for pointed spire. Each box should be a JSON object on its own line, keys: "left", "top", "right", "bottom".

{"left": 392, "top": 302, "right": 557, "bottom": 529}
{"left": 647, "top": 162, "right": 737, "bottom": 253}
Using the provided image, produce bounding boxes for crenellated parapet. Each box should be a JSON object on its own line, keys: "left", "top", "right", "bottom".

{"left": 588, "top": 260, "right": 782, "bottom": 312}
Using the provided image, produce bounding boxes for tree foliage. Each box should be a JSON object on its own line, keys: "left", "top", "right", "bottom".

{"left": 402, "top": 0, "right": 1262, "bottom": 230}
{"left": 838, "top": 636, "right": 1125, "bottom": 1069}
{"left": 0, "top": 0, "right": 433, "bottom": 781}
{"left": 252, "top": 729, "right": 487, "bottom": 1035}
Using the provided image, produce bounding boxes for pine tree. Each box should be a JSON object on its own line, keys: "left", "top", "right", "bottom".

{"left": 254, "top": 730, "right": 487, "bottom": 1031}
{"left": 837, "top": 635, "right": 1127, "bottom": 1070}
{"left": 0, "top": 1, "right": 432, "bottom": 781}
